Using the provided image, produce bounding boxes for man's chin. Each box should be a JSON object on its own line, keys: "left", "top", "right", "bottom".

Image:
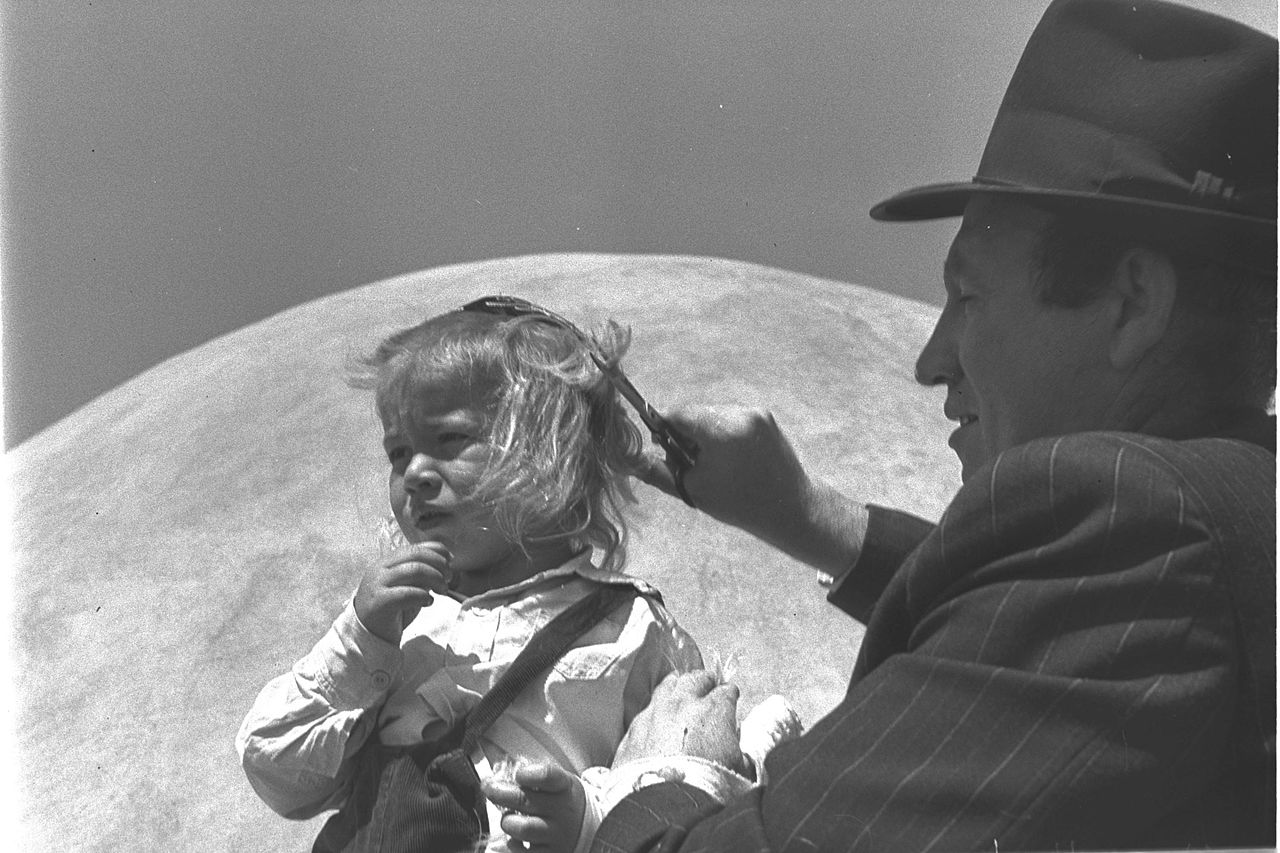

{"left": 956, "top": 444, "right": 996, "bottom": 483}
{"left": 949, "top": 423, "right": 985, "bottom": 480}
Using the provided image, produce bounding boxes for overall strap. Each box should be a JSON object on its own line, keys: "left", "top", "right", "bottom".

{"left": 441, "top": 583, "right": 642, "bottom": 754}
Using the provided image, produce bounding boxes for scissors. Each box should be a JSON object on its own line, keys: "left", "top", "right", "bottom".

{"left": 461, "top": 295, "right": 700, "bottom": 507}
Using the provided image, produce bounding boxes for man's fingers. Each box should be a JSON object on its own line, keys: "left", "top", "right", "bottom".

{"left": 708, "top": 681, "right": 740, "bottom": 706}
{"left": 667, "top": 669, "right": 720, "bottom": 697}
{"left": 633, "top": 447, "right": 679, "bottom": 495}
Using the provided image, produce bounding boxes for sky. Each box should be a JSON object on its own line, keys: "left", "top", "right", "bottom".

{"left": 2, "top": 1, "right": 1275, "bottom": 447}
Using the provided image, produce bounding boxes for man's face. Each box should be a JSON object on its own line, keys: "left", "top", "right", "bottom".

{"left": 915, "top": 198, "right": 1114, "bottom": 479}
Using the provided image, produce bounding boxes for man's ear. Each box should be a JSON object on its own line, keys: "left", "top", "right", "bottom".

{"left": 1106, "top": 247, "right": 1178, "bottom": 371}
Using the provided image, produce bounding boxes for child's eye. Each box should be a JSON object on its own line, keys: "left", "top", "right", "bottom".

{"left": 438, "top": 431, "right": 472, "bottom": 445}
{"left": 386, "top": 447, "right": 410, "bottom": 464}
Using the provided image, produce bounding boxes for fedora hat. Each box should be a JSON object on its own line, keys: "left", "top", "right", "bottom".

{"left": 870, "top": 0, "right": 1277, "bottom": 263}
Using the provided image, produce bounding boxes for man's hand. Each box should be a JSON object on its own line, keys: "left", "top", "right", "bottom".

{"left": 352, "top": 543, "right": 452, "bottom": 644}
{"left": 636, "top": 405, "right": 866, "bottom": 575}
{"left": 612, "top": 671, "right": 748, "bottom": 775}
{"left": 481, "top": 761, "right": 586, "bottom": 853}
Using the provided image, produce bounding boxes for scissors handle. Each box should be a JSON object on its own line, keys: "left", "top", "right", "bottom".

{"left": 648, "top": 411, "right": 698, "bottom": 470}
{"left": 651, "top": 417, "right": 700, "bottom": 509}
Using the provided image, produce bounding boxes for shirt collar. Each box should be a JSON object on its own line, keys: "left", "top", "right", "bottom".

{"left": 452, "top": 549, "right": 659, "bottom": 607}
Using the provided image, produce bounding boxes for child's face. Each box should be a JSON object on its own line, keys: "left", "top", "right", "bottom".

{"left": 380, "top": 377, "right": 531, "bottom": 595}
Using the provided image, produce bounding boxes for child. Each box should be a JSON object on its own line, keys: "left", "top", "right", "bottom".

{"left": 236, "top": 297, "right": 703, "bottom": 853}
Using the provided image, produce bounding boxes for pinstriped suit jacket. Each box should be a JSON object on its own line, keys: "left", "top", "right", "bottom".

{"left": 593, "top": 419, "right": 1275, "bottom": 852}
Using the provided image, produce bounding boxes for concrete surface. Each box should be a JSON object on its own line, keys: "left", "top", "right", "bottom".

{"left": 10, "top": 253, "right": 957, "bottom": 851}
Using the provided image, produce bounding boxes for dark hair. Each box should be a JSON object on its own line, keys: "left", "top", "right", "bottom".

{"left": 1032, "top": 215, "right": 1277, "bottom": 410}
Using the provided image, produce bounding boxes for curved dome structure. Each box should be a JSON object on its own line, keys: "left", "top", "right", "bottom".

{"left": 10, "top": 254, "right": 957, "bottom": 851}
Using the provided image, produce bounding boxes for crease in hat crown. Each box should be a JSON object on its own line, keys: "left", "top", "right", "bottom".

{"left": 870, "top": 0, "right": 1279, "bottom": 247}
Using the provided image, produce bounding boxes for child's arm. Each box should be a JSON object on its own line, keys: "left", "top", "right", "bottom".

{"left": 235, "top": 600, "right": 407, "bottom": 817}
{"left": 235, "top": 544, "right": 451, "bottom": 818}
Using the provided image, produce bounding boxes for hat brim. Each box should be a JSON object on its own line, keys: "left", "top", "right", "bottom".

{"left": 870, "top": 180, "right": 1276, "bottom": 266}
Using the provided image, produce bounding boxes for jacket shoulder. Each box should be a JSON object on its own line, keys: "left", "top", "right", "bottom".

{"left": 972, "top": 430, "right": 1274, "bottom": 513}
{"left": 927, "top": 429, "right": 1275, "bottom": 595}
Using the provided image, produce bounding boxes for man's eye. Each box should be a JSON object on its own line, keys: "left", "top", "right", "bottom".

{"left": 439, "top": 432, "right": 472, "bottom": 444}
{"left": 387, "top": 447, "right": 410, "bottom": 464}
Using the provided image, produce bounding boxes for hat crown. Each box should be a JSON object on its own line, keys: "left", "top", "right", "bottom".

{"left": 980, "top": 0, "right": 1277, "bottom": 216}
{"left": 871, "top": 0, "right": 1278, "bottom": 263}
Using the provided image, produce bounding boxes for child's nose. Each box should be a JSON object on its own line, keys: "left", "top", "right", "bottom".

{"left": 403, "top": 454, "right": 443, "bottom": 495}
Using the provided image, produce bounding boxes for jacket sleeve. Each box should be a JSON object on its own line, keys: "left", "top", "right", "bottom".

{"left": 235, "top": 602, "right": 404, "bottom": 819}
{"left": 592, "top": 433, "right": 1245, "bottom": 852}
{"left": 825, "top": 504, "right": 935, "bottom": 623}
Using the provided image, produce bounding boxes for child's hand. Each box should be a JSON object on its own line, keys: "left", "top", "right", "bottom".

{"left": 353, "top": 543, "right": 452, "bottom": 644}
{"left": 482, "top": 760, "right": 586, "bottom": 853}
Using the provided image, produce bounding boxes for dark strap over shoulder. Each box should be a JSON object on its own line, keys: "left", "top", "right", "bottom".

{"left": 451, "top": 582, "right": 641, "bottom": 750}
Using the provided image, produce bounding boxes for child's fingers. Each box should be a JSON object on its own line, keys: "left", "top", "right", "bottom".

{"left": 381, "top": 560, "right": 451, "bottom": 595}
{"left": 481, "top": 767, "right": 570, "bottom": 814}
{"left": 371, "top": 586, "right": 438, "bottom": 619}
{"left": 484, "top": 784, "right": 562, "bottom": 821}
{"left": 497, "top": 811, "right": 555, "bottom": 847}
{"left": 387, "top": 541, "right": 451, "bottom": 568}
{"left": 480, "top": 776, "right": 523, "bottom": 812}
{"left": 512, "top": 760, "right": 575, "bottom": 793}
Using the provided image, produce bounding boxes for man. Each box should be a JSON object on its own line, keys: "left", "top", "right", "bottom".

{"left": 485, "top": 0, "right": 1276, "bottom": 849}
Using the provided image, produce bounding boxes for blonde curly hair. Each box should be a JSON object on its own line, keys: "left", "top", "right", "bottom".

{"left": 349, "top": 303, "right": 646, "bottom": 573}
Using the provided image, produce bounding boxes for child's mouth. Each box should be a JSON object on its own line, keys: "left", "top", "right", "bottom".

{"left": 414, "top": 509, "right": 449, "bottom": 530}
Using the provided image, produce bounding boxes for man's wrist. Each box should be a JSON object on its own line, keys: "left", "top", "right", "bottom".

{"left": 778, "top": 478, "right": 867, "bottom": 576}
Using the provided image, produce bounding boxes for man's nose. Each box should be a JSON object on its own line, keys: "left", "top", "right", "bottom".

{"left": 914, "top": 312, "right": 958, "bottom": 388}
{"left": 403, "top": 454, "right": 442, "bottom": 494}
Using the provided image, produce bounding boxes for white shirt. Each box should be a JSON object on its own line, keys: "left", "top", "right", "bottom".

{"left": 236, "top": 552, "right": 702, "bottom": 850}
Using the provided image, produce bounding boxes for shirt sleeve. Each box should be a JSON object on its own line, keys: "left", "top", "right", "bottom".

{"left": 235, "top": 600, "right": 406, "bottom": 819}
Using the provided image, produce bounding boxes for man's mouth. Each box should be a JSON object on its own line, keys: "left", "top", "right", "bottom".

{"left": 948, "top": 415, "right": 977, "bottom": 451}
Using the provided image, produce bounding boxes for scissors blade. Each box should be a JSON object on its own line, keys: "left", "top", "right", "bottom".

{"left": 590, "top": 354, "right": 698, "bottom": 471}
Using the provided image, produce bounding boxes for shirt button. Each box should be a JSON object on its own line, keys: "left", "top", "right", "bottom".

{"left": 371, "top": 670, "right": 391, "bottom": 689}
